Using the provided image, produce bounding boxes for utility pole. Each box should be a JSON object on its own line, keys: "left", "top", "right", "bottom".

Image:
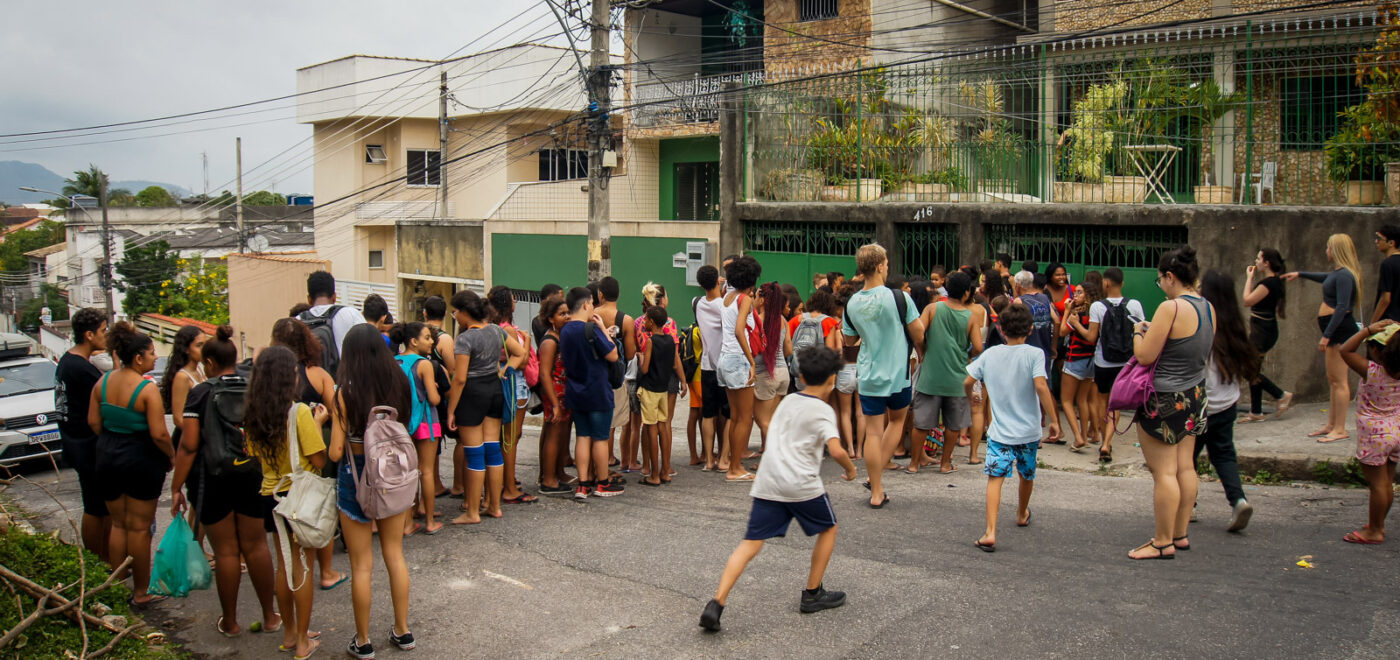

{"left": 98, "top": 176, "right": 114, "bottom": 326}
{"left": 235, "top": 137, "right": 245, "bottom": 253}
{"left": 201, "top": 151, "right": 209, "bottom": 197}
{"left": 438, "top": 68, "right": 449, "bottom": 219}
{"left": 585, "top": 0, "right": 612, "bottom": 282}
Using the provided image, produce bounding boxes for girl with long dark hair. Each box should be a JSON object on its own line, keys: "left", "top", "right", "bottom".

{"left": 328, "top": 325, "right": 415, "bottom": 657}
{"left": 752, "top": 282, "right": 793, "bottom": 455}
{"left": 447, "top": 290, "right": 527, "bottom": 524}
{"left": 390, "top": 321, "right": 445, "bottom": 535}
{"left": 1197, "top": 271, "right": 1261, "bottom": 534}
{"left": 1240, "top": 248, "right": 1294, "bottom": 422}
{"left": 269, "top": 317, "right": 345, "bottom": 591}
{"left": 170, "top": 326, "right": 281, "bottom": 637}
{"left": 535, "top": 297, "right": 574, "bottom": 495}
{"left": 1061, "top": 280, "right": 1105, "bottom": 450}
{"left": 90, "top": 322, "right": 172, "bottom": 605}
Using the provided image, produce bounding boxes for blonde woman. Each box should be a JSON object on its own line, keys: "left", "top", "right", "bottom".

{"left": 1283, "top": 233, "right": 1365, "bottom": 443}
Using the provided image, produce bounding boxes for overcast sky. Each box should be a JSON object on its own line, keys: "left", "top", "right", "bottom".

{"left": 0, "top": 1, "right": 567, "bottom": 195}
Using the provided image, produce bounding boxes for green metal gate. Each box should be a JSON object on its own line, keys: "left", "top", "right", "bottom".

{"left": 984, "top": 224, "right": 1187, "bottom": 310}
{"left": 897, "top": 223, "right": 960, "bottom": 279}
{"left": 743, "top": 221, "right": 875, "bottom": 297}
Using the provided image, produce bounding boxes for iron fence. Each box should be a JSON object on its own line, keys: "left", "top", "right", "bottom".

{"left": 743, "top": 10, "right": 1398, "bottom": 207}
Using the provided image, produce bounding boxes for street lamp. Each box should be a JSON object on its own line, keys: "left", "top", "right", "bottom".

{"left": 18, "top": 185, "right": 114, "bottom": 325}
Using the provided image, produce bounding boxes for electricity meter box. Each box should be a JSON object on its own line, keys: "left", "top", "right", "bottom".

{"left": 673, "top": 240, "right": 713, "bottom": 286}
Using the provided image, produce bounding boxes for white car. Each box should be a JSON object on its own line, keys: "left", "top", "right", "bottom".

{"left": 0, "top": 335, "right": 61, "bottom": 469}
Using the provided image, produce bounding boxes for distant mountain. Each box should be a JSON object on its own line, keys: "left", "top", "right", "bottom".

{"left": 0, "top": 161, "right": 188, "bottom": 204}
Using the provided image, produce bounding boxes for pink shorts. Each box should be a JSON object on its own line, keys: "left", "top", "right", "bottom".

{"left": 412, "top": 422, "right": 442, "bottom": 442}
{"left": 1355, "top": 424, "right": 1400, "bottom": 466}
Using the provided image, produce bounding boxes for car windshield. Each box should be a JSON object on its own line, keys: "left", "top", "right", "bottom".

{"left": 0, "top": 361, "right": 56, "bottom": 397}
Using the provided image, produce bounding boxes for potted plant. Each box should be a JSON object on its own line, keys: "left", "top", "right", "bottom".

{"left": 1324, "top": 103, "right": 1399, "bottom": 205}
{"left": 1054, "top": 80, "right": 1124, "bottom": 203}
{"left": 761, "top": 168, "right": 823, "bottom": 201}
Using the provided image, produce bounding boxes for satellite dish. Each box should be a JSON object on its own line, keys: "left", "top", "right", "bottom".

{"left": 247, "top": 234, "right": 270, "bottom": 253}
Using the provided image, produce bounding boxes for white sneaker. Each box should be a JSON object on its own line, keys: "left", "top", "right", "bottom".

{"left": 1228, "top": 499, "right": 1253, "bottom": 532}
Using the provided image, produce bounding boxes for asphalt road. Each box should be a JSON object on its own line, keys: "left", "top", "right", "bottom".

{"left": 4, "top": 427, "right": 1398, "bottom": 659}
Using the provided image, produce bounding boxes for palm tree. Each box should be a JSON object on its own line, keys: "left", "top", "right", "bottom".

{"left": 61, "top": 165, "right": 129, "bottom": 204}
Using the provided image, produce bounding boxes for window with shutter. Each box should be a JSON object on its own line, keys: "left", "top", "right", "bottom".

{"left": 674, "top": 162, "right": 719, "bottom": 221}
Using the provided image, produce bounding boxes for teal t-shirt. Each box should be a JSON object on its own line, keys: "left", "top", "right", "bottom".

{"left": 841, "top": 286, "right": 919, "bottom": 397}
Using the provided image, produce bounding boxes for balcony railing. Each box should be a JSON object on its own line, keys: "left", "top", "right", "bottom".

{"left": 633, "top": 71, "right": 764, "bottom": 128}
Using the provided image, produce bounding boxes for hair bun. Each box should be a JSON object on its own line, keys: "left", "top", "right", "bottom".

{"left": 1176, "top": 244, "right": 1198, "bottom": 263}
{"left": 215, "top": 325, "right": 234, "bottom": 342}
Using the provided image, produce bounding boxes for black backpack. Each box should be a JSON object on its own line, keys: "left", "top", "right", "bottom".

{"left": 586, "top": 321, "right": 624, "bottom": 389}
{"left": 199, "top": 375, "right": 259, "bottom": 480}
{"left": 298, "top": 305, "right": 343, "bottom": 377}
{"left": 1100, "top": 299, "right": 1136, "bottom": 363}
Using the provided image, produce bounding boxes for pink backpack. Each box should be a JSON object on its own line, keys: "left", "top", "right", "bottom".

{"left": 1108, "top": 357, "right": 1157, "bottom": 412}
{"left": 348, "top": 406, "right": 420, "bottom": 520}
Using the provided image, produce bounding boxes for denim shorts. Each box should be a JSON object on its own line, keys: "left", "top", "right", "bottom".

{"left": 574, "top": 409, "right": 612, "bottom": 440}
{"left": 716, "top": 352, "right": 752, "bottom": 390}
{"left": 1063, "top": 357, "right": 1094, "bottom": 380}
{"left": 836, "top": 364, "right": 858, "bottom": 394}
{"left": 337, "top": 454, "right": 370, "bottom": 524}
{"left": 859, "top": 385, "right": 913, "bottom": 417}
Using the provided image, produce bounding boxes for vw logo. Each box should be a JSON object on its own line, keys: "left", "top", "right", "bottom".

{"left": 35, "top": 414, "right": 47, "bottom": 425}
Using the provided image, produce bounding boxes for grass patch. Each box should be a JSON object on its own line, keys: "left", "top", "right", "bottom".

{"left": 1311, "top": 458, "right": 1369, "bottom": 487}
{"left": 1244, "top": 469, "right": 1287, "bottom": 486}
{"left": 0, "top": 527, "right": 187, "bottom": 659}
{"left": 1195, "top": 456, "right": 1217, "bottom": 478}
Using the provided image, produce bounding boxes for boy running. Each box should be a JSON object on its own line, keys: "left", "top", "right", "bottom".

{"left": 965, "top": 303, "right": 1061, "bottom": 552}
{"left": 700, "top": 346, "right": 857, "bottom": 631}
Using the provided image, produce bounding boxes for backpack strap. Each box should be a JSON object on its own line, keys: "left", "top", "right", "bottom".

{"left": 100, "top": 373, "right": 110, "bottom": 403}
{"left": 273, "top": 403, "right": 303, "bottom": 497}
{"left": 127, "top": 379, "right": 151, "bottom": 410}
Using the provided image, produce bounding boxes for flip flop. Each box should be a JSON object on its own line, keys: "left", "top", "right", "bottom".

{"left": 502, "top": 493, "right": 538, "bottom": 504}
{"left": 1343, "top": 530, "right": 1384, "bottom": 545}
{"left": 1017, "top": 511, "right": 1033, "bottom": 527}
{"left": 940, "top": 465, "right": 958, "bottom": 474}
{"left": 319, "top": 573, "right": 349, "bottom": 591}
{"left": 725, "top": 473, "right": 756, "bottom": 482}
{"left": 974, "top": 539, "right": 996, "bottom": 553}
{"left": 639, "top": 479, "right": 662, "bottom": 487}
{"left": 293, "top": 639, "right": 321, "bottom": 660}
{"left": 404, "top": 522, "right": 424, "bottom": 536}
{"left": 422, "top": 522, "right": 444, "bottom": 535}
{"left": 447, "top": 491, "right": 466, "bottom": 499}
{"left": 1318, "top": 435, "right": 1348, "bottom": 444}
{"left": 869, "top": 495, "right": 890, "bottom": 509}
{"left": 128, "top": 595, "right": 167, "bottom": 608}
{"left": 1307, "top": 428, "right": 1331, "bottom": 438}
{"left": 1069, "top": 442, "right": 1087, "bottom": 453}
{"left": 216, "top": 616, "right": 241, "bottom": 638}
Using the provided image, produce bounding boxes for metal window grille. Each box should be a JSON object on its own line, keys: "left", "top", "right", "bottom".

{"left": 798, "top": 0, "right": 838, "bottom": 22}
{"left": 984, "top": 224, "right": 1186, "bottom": 270}
{"left": 742, "top": 221, "right": 875, "bottom": 255}
{"left": 897, "top": 223, "right": 960, "bottom": 277}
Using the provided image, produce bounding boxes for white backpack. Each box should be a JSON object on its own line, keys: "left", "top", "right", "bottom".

{"left": 272, "top": 404, "right": 338, "bottom": 590}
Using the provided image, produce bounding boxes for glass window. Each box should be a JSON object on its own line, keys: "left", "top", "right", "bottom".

{"left": 406, "top": 149, "right": 441, "bottom": 186}
{"left": 1280, "top": 76, "right": 1364, "bottom": 150}
{"left": 368, "top": 250, "right": 384, "bottom": 269}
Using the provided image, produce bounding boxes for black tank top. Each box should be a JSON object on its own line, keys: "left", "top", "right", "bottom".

{"left": 297, "top": 364, "right": 323, "bottom": 406}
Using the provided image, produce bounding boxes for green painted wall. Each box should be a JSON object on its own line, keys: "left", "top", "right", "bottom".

{"left": 659, "top": 137, "right": 720, "bottom": 221}
{"left": 1055, "top": 264, "right": 1166, "bottom": 313}
{"left": 491, "top": 234, "right": 706, "bottom": 327}
{"left": 747, "top": 251, "right": 857, "bottom": 300}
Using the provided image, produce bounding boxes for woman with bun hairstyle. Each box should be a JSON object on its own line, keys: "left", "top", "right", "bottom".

{"left": 1240, "top": 248, "right": 1294, "bottom": 422}
{"left": 447, "top": 290, "right": 527, "bottom": 524}
{"left": 328, "top": 324, "right": 416, "bottom": 657}
{"left": 89, "top": 321, "right": 172, "bottom": 605}
{"left": 269, "top": 318, "right": 346, "bottom": 591}
{"left": 390, "top": 321, "right": 445, "bottom": 535}
{"left": 170, "top": 326, "right": 281, "bottom": 637}
{"left": 1283, "top": 234, "right": 1364, "bottom": 442}
{"left": 1127, "top": 245, "right": 1215, "bottom": 560}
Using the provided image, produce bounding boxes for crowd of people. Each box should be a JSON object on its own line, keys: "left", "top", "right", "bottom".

{"left": 47, "top": 224, "right": 1400, "bottom": 644}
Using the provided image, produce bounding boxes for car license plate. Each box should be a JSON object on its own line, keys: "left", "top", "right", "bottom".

{"left": 28, "top": 430, "right": 60, "bottom": 445}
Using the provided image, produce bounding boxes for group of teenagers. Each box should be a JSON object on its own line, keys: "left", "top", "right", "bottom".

{"left": 46, "top": 223, "right": 1400, "bottom": 643}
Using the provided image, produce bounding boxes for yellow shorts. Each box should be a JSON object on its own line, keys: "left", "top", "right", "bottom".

{"left": 637, "top": 388, "right": 669, "bottom": 426}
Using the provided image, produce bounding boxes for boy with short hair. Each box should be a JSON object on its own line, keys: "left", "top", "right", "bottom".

{"left": 639, "top": 306, "right": 687, "bottom": 486}
{"left": 929, "top": 265, "right": 948, "bottom": 298}
{"left": 55, "top": 307, "right": 110, "bottom": 559}
{"left": 700, "top": 346, "right": 858, "bottom": 631}
{"left": 964, "top": 303, "right": 1061, "bottom": 552}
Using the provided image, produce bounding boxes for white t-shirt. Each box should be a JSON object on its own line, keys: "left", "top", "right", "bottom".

{"left": 965, "top": 343, "right": 1047, "bottom": 446}
{"left": 307, "top": 303, "right": 368, "bottom": 356}
{"left": 695, "top": 295, "right": 725, "bottom": 371}
{"left": 749, "top": 393, "right": 840, "bottom": 502}
{"left": 1089, "top": 297, "right": 1145, "bottom": 368}
{"left": 1203, "top": 358, "right": 1238, "bottom": 415}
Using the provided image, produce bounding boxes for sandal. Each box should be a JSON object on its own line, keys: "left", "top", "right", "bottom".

{"left": 216, "top": 616, "right": 241, "bottom": 638}
{"left": 1098, "top": 448, "right": 1112, "bottom": 463}
{"left": 1128, "top": 540, "right": 1175, "bottom": 560}
{"left": 869, "top": 494, "right": 890, "bottom": 509}
{"left": 973, "top": 539, "right": 996, "bottom": 553}
{"left": 1173, "top": 535, "right": 1190, "bottom": 551}
{"left": 502, "top": 493, "right": 538, "bottom": 504}
{"left": 1343, "top": 530, "right": 1384, "bottom": 545}
{"left": 319, "top": 573, "right": 349, "bottom": 591}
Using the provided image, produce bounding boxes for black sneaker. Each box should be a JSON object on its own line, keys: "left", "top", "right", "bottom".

{"left": 347, "top": 638, "right": 375, "bottom": 659}
{"left": 592, "top": 481, "right": 625, "bottom": 497}
{"left": 699, "top": 598, "right": 723, "bottom": 631}
{"left": 389, "top": 628, "right": 415, "bottom": 651}
{"left": 799, "top": 585, "right": 846, "bottom": 613}
{"left": 539, "top": 483, "right": 572, "bottom": 497}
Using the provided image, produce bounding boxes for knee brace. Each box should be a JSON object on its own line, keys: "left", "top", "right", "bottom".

{"left": 483, "top": 441, "right": 504, "bottom": 468}
{"left": 464, "top": 444, "right": 486, "bottom": 472}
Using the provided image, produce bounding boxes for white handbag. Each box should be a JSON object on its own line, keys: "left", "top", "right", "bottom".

{"left": 272, "top": 404, "right": 338, "bottom": 590}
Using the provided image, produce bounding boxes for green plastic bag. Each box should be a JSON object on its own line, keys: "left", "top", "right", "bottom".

{"left": 149, "top": 516, "right": 212, "bottom": 597}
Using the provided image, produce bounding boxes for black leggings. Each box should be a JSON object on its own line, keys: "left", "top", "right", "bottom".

{"left": 1193, "top": 407, "right": 1245, "bottom": 507}
{"left": 1248, "top": 317, "right": 1284, "bottom": 415}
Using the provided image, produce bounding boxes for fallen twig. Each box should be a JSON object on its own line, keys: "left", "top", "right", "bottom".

{"left": 0, "top": 592, "right": 50, "bottom": 648}
{"left": 0, "top": 557, "right": 135, "bottom": 635}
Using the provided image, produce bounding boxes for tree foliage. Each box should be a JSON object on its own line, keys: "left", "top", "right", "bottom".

{"left": 21, "top": 283, "right": 69, "bottom": 330}
{"left": 242, "top": 190, "right": 286, "bottom": 206}
{"left": 135, "top": 185, "right": 177, "bottom": 207}
{"left": 0, "top": 219, "right": 65, "bottom": 271}
{"left": 115, "top": 239, "right": 179, "bottom": 318}
{"left": 158, "top": 257, "right": 229, "bottom": 325}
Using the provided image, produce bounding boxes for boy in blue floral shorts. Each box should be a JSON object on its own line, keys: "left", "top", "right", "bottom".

{"left": 964, "top": 303, "right": 1061, "bottom": 552}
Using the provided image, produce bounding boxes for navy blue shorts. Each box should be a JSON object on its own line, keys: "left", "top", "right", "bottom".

{"left": 744, "top": 495, "right": 837, "bottom": 540}
{"left": 859, "top": 385, "right": 913, "bottom": 417}
{"left": 337, "top": 454, "right": 370, "bottom": 524}
{"left": 573, "top": 409, "right": 611, "bottom": 440}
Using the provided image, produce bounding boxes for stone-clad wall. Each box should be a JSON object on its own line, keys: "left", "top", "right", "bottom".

{"left": 764, "top": 0, "right": 873, "bottom": 80}
{"left": 1049, "top": 0, "right": 1212, "bottom": 33}
{"left": 1230, "top": 73, "right": 1347, "bottom": 206}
